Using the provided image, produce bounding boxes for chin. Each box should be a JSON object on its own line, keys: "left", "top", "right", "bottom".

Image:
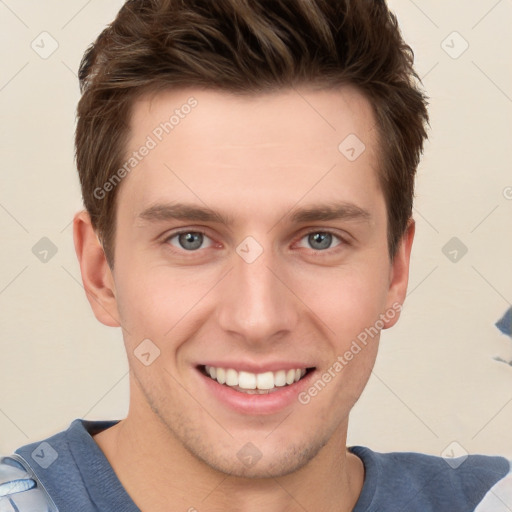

{"left": 195, "top": 442, "right": 321, "bottom": 479}
{"left": 175, "top": 420, "right": 334, "bottom": 479}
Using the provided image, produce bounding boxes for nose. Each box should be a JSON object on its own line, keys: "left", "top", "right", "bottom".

{"left": 216, "top": 238, "right": 299, "bottom": 347}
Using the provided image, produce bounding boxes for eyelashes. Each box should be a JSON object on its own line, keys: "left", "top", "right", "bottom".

{"left": 163, "top": 228, "right": 349, "bottom": 256}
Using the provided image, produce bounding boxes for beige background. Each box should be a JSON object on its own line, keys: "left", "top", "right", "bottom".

{"left": 0, "top": 1, "right": 511, "bottom": 459}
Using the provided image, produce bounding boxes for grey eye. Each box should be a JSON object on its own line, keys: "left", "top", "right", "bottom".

{"left": 168, "top": 231, "right": 213, "bottom": 251}
{"left": 303, "top": 232, "right": 341, "bottom": 251}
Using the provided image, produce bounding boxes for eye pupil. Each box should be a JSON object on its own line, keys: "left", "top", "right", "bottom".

{"left": 179, "top": 232, "right": 203, "bottom": 250}
{"left": 309, "top": 232, "right": 332, "bottom": 250}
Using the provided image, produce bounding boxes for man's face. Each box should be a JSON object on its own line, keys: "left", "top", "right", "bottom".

{"left": 101, "top": 86, "right": 411, "bottom": 477}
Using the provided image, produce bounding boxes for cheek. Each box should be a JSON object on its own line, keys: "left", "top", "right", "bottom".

{"left": 300, "top": 262, "right": 390, "bottom": 339}
{"left": 113, "top": 261, "right": 212, "bottom": 342}
{"left": 113, "top": 265, "right": 170, "bottom": 336}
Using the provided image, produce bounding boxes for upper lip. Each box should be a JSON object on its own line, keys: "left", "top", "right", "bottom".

{"left": 198, "top": 361, "right": 316, "bottom": 373}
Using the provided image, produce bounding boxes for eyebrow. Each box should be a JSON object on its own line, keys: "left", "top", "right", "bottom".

{"left": 136, "top": 201, "right": 372, "bottom": 227}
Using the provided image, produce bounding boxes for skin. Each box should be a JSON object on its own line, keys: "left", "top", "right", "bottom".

{"left": 73, "top": 85, "right": 415, "bottom": 512}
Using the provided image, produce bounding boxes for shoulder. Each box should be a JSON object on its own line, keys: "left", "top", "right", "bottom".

{"left": 7, "top": 418, "right": 121, "bottom": 512}
{"left": 0, "top": 454, "right": 57, "bottom": 511}
{"left": 2, "top": 418, "right": 101, "bottom": 512}
{"left": 351, "top": 446, "right": 512, "bottom": 511}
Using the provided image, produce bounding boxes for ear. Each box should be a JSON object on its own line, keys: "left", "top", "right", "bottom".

{"left": 382, "top": 218, "right": 415, "bottom": 329}
{"left": 73, "top": 210, "right": 121, "bottom": 327}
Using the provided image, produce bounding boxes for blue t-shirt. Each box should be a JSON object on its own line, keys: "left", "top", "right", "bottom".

{"left": 1, "top": 418, "right": 511, "bottom": 511}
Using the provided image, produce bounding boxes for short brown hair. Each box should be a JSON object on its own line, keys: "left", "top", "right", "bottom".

{"left": 76, "top": 0, "right": 429, "bottom": 268}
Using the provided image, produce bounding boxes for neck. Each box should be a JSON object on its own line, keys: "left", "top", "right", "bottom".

{"left": 93, "top": 404, "right": 364, "bottom": 512}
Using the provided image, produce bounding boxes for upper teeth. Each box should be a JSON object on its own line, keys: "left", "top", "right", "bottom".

{"left": 204, "top": 365, "right": 307, "bottom": 390}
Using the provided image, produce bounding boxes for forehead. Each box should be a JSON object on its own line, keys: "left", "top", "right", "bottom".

{"left": 118, "top": 86, "right": 382, "bottom": 223}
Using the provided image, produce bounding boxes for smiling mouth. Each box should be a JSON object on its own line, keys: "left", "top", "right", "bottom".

{"left": 199, "top": 365, "right": 315, "bottom": 394}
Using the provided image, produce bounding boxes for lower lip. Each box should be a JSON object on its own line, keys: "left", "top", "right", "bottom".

{"left": 197, "top": 367, "right": 316, "bottom": 415}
